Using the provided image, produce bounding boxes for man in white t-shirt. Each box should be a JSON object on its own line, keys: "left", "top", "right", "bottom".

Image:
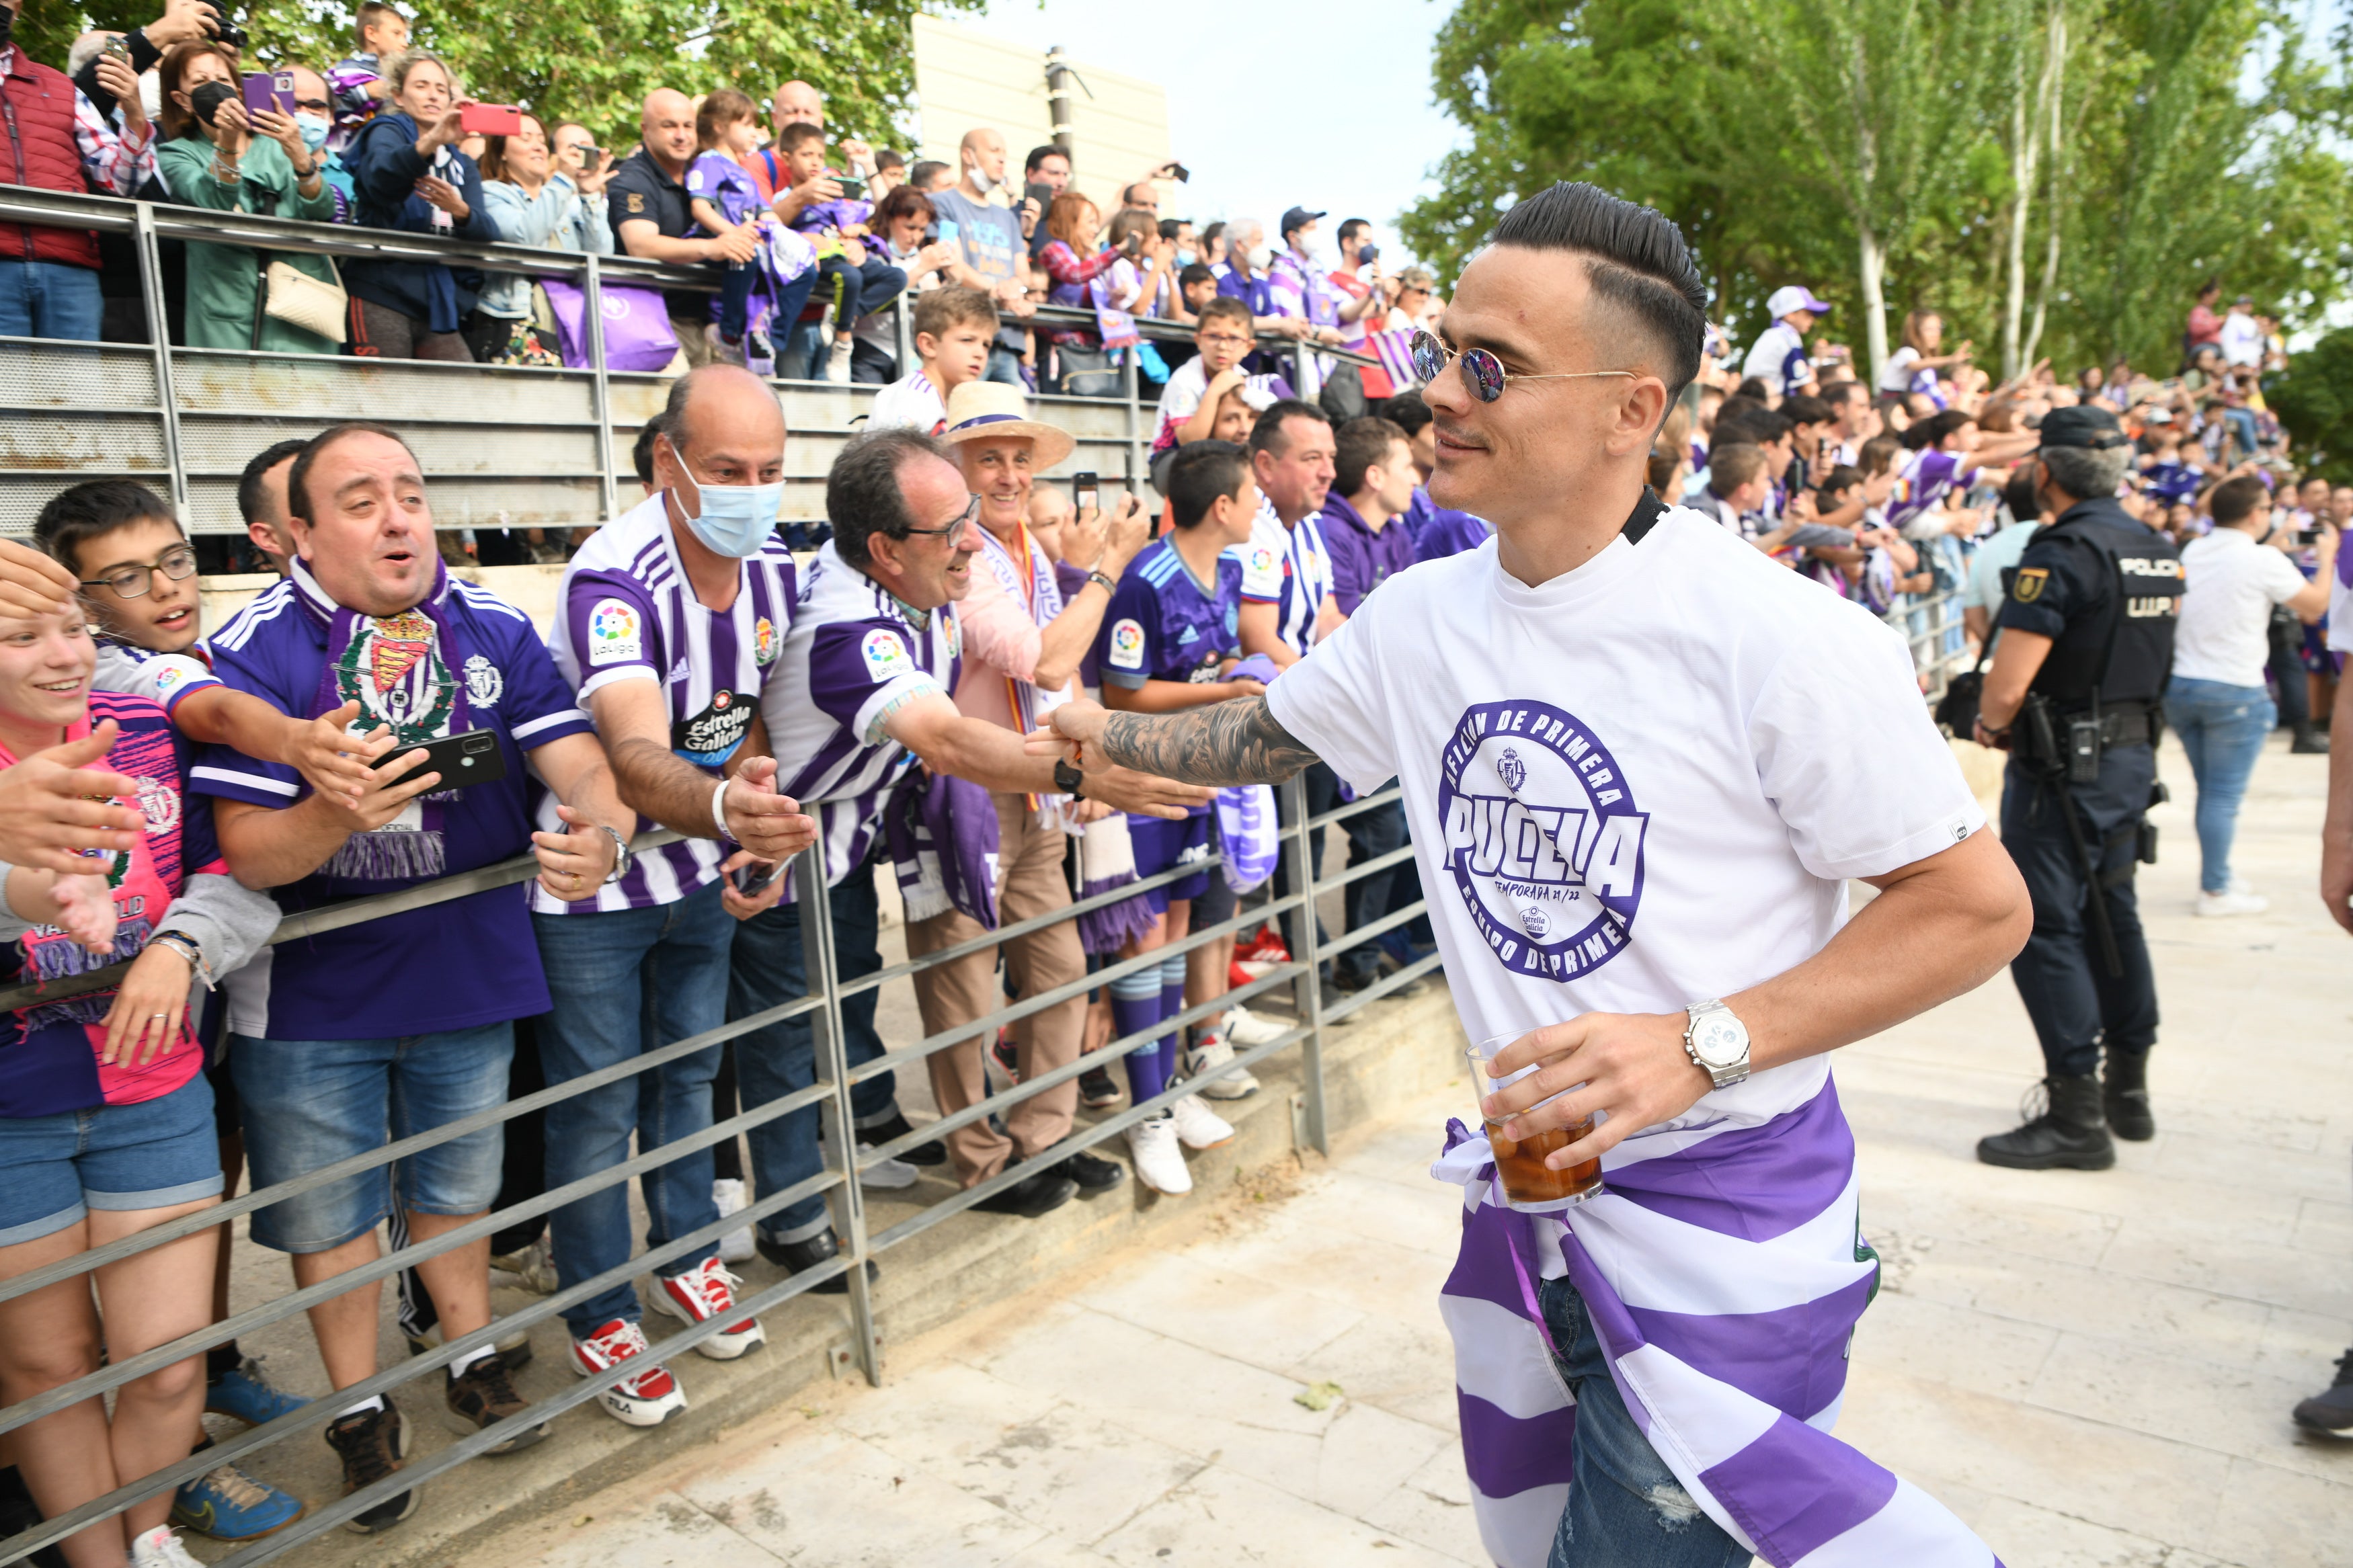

{"left": 2167, "top": 474, "right": 2334, "bottom": 915}
{"left": 1035, "top": 181, "right": 2028, "bottom": 1568}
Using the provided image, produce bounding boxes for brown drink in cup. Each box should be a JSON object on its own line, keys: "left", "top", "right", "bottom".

{"left": 1469, "top": 1034, "right": 1604, "bottom": 1212}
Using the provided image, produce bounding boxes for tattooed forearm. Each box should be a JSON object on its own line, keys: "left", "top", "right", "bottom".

{"left": 1099, "top": 698, "right": 1319, "bottom": 786}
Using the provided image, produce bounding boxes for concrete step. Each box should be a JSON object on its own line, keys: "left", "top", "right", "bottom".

{"left": 239, "top": 977, "right": 1469, "bottom": 1567}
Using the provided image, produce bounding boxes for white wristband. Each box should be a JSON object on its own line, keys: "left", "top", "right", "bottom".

{"left": 712, "top": 776, "right": 733, "bottom": 841}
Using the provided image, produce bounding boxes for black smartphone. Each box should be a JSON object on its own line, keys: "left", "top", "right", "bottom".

{"left": 373, "top": 728, "right": 508, "bottom": 790}
{"left": 1025, "top": 181, "right": 1055, "bottom": 213}
{"left": 2298, "top": 526, "right": 2322, "bottom": 546}
{"left": 733, "top": 859, "right": 784, "bottom": 895}
{"left": 1072, "top": 471, "right": 1099, "bottom": 514}
{"left": 1164, "top": 162, "right": 1190, "bottom": 183}
{"left": 835, "top": 175, "right": 865, "bottom": 200}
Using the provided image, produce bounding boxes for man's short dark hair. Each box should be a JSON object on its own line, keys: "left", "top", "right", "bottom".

{"left": 1158, "top": 218, "right": 1184, "bottom": 243}
{"left": 1706, "top": 444, "right": 1767, "bottom": 498}
{"left": 1248, "top": 399, "right": 1330, "bottom": 460}
{"left": 2211, "top": 474, "right": 2268, "bottom": 528}
{"left": 288, "top": 421, "right": 417, "bottom": 527}
{"left": 1488, "top": 182, "right": 1708, "bottom": 399}
{"left": 1167, "top": 441, "right": 1251, "bottom": 530}
{"left": 1819, "top": 380, "right": 1864, "bottom": 410}
{"left": 1717, "top": 409, "right": 1793, "bottom": 450}
{"left": 1781, "top": 394, "right": 1832, "bottom": 428}
{"left": 875, "top": 149, "right": 905, "bottom": 173}
{"left": 1716, "top": 394, "right": 1768, "bottom": 427}
{"left": 1819, "top": 463, "right": 1864, "bottom": 499}
{"left": 2003, "top": 460, "right": 2041, "bottom": 524}
{"left": 1337, "top": 218, "right": 1370, "bottom": 246}
{"left": 1902, "top": 409, "right": 1974, "bottom": 452}
{"left": 34, "top": 479, "right": 180, "bottom": 574}
{"left": 1178, "top": 261, "right": 1216, "bottom": 292}
{"left": 1334, "top": 416, "right": 1408, "bottom": 499}
{"left": 776, "top": 121, "right": 826, "bottom": 155}
{"left": 828, "top": 429, "right": 951, "bottom": 569}
{"left": 1024, "top": 144, "right": 1065, "bottom": 175}
{"left": 237, "top": 438, "right": 309, "bottom": 527}
{"left": 908, "top": 159, "right": 948, "bottom": 191}
{"left": 1380, "top": 390, "right": 1433, "bottom": 438}
{"left": 1737, "top": 376, "right": 1773, "bottom": 402}
{"left": 633, "top": 415, "right": 668, "bottom": 488}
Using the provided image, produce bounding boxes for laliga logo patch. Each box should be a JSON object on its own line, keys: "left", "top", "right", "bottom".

{"left": 1107, "top": 617, "right": 1146, "bottom": 671}
{"left": 587, "top": 598, "right": 641, "bottom": 667}
{"left": 862, "top": 628, "right": 914, "bottom": 680}
{"left": 1436, "top": 700, "right": 1648, "bottom": 981}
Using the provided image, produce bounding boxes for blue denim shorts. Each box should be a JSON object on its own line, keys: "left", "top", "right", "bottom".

{"left": 230, "top": 1022, "right": 513, "bottom": 1255}
{"left": 1126, "top": 811, "right": 1212, "bottom": 912}
{"left": 0, "top": 1073, "right": 224, "bottom": 1247}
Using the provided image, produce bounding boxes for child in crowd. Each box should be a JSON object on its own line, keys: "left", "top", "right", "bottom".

{"left": 2139, "top": 419, "right": 2204, "bottom": 509}
{"left": 1152, "top": 296, "right": 1283, "bottom": 457}
{"left": 1089, "top": 441, "right": 1267, "bottom": 1194}
{"left": 327, "top": 0, "right": 408, "bottom": 144}
{"left": 1691, "top": 442, "right": 1771, "bottom": 538}
{"left": 868, "top": 286, "right": 996, "bottom": 435}
{"left": 0, "top": 587, "right": 280, "bottom": 1568}
{"left": 686, "top": 91, "right": 786, "bottom": 371}
{"left": 777, "top": 122, "right": 908, "bottom": 384}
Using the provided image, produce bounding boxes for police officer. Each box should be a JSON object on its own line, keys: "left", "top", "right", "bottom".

{"left": 1972, "top": 405, "right": 2182, "bottom": 1170}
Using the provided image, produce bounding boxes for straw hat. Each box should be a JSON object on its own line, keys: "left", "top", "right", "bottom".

{"left": 938, "top": 381, "right": 1076, "bottom": 469}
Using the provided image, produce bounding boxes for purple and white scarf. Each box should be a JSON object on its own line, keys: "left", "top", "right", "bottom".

{"left": 886, "top": 768, "right": 1000, "bottom": 928}
{"left": 290, "top": 554, "right": 473, "bottom": 882}
{"left": 1433, "top": 1079, "right": 2001, "bottom": 1567}
{"left": 1088, "top": 259, "right": 1143, "bottom": 352}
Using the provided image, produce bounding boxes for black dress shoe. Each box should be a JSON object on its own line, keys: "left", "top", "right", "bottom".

{"left": 1053, "top": 1147, "right": 1127, "bottom": 1193}
{"left": 862, "top": 1110, "right": 948, "bottom": 1165}
{"left": 757, "top": 1229, "right": 878, "bottom": 1294}
{"left": 971, "top": 1168, "right": 1079, "bottom": 1218}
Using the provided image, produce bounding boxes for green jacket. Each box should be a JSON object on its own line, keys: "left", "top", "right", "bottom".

{"left": 158, "top": 133, "right": 340, "bottom": 355}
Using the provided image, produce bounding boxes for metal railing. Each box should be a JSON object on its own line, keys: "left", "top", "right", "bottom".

{"left": 0, "top": 770, "right": 1432, "bottom": 1566}
{"left": 0, "top": 183, "right": 1378, "bottom": 538}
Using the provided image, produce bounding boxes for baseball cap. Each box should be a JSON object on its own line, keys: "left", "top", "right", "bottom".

{"left": 1279, "top": 206, "right": 1326, "bottom": 238}
{"left": 2037, "top": 405, "right": 2130, "bottom": 451}
{"left": 1766, "top": 285, "right": 1831, "bottom": 319}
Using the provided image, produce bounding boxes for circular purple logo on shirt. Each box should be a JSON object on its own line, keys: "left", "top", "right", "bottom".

{"left": 1435, "top": 700, "right": 1647, "bottom": 981}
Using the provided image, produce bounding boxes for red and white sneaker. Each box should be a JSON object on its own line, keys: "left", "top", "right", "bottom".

{"left": 571, "top": 1318, "right": 686, "bottom": 1428}
{"left": 653, "top": 1255, "right": 765, "bottom": 1360}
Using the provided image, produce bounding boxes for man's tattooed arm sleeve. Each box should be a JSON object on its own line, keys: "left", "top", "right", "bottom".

{"left": 1096, "top": 697, "right": 1320, "bottom": 786}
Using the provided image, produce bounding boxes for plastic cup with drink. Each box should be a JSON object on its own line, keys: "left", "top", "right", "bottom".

{"left": 1468, "top": 1030, "right": 1603, "bottom": 1212}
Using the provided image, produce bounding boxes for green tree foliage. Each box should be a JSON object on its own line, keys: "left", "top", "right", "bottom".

{"left": 17, "top": 0, "right": 979, "bottom": 151}
{"left": 1402, "top": 0, "right": 2352, "bottom": 379}
{"left": 2271, "top": 327, "right": 2353, "bottom": 481}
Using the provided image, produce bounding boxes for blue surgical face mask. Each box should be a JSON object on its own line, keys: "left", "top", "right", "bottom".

{"left": 294, "top": 112, "right": 331, "bottom": 153}
{"left": 678, "top": 456, "right": 783, "bottom": 557}
{"left": 1174, "top": 248, "right": 1197, "bottom": 269}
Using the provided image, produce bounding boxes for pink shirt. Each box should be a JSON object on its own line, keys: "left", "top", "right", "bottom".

{"left": 951, "top": 543, "right": 1047, "bottom": 732}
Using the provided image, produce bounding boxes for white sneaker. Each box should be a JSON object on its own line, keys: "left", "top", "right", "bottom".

{"left": 705, "top": 322, "right": 746, "bottom": 367}
{"left": 857, "top": 1142, "right": 920, "bottom": 1190}
{"left": 489, "top": 1233, "right": 557, "bottom": 1295}
{"left": 571, "top": 1317, "right": 686, "bottom": 1427}
{"left": 826, "top": 336, "right": 855, "bottom": 383}
{"left": 1125, "top": 1114, "right": 1192, "bottom": 1194}
{"left": 1223, "top": 1003, "right": 1288, "bottom": 1048}
{"left": 713, "top": 1177, "right": 756, "bottom": 1264}
{"left": 653, "top": 1255, "right": 765, "bottom": 1360}
{"left": 131, "top": 1526, "right": 204, "bottom": 1568}
{"left": 2195, "top": 889, "right": 2268, "bottom": 917}
{"left": 1181, "top": 1036, "right": 1260, "bottom": 1101}
{"left": 1169, "top": 1091, "right": 1235, "bottom": 1150}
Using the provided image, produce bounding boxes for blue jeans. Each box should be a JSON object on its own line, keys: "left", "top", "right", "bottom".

{"left": 233, "top": 1023, "right": 513, "bottom": 1254}
{"left": 1537, "top": 1275, "right": 1751, "bottom": 1567}
{"left": 0, "top": 1073, "right": 221, "bottom": 1246}
{"left": 0, "top": 261, "right": 103, "bottom": 341}
{"left": 984, "top": 344, "right": 1026, "bottom": 386}
{"left": 727, "top": 856, "right": 895, "bottom": 1245}
{"left": 2164, "top": 675, "right": 2274, "bottom": 893}
{"left": 533, "top": 882, "right": 735, "bottom": 1337}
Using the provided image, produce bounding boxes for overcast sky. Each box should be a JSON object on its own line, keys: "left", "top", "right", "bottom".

{"left": 971, "top": 0, "right": 1466, "bottom": 268}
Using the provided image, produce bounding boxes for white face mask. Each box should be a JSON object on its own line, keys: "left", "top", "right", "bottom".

{"left": 967, "top": 163, "right": 998, "bottom": 196}
{"left": 1246, "top": 242, "right": 1273, "bottom": 270}
{"left": 1298, "top": 233, "right": 1324, "bottom": 260}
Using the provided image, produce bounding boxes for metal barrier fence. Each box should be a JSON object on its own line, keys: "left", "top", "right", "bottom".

{"left": 0, "top": 184, "right": 1377, "bottom": 539}
{"left": 0, "top": 771, "right": 1435, "bottom": 1567}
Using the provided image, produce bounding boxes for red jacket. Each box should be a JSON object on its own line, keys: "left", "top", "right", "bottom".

{"left": 1, "top": 47, "right": 103, "bottom": 270}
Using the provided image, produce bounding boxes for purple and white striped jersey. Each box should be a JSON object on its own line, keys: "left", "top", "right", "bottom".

{"left": 538, "top": 493, "right": 799, "bottom": 913}
{"left": 762, "top": 542, "right": 962, "bottom": 889}
{"left": 1884, "top": 446, "right": 1977, "bottom": 535}
{"left": 1232, "top": 497, "right": 1335, "bottom": 657}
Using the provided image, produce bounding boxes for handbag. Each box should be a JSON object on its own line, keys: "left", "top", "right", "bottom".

{"left": 255, "top": 254, "right": 349, "bottom": 345}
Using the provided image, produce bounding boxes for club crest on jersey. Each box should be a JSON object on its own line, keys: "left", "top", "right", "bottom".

{"left": 1437, "top": 700, "right": 1647, "bottom": 981}
{"left": 862, "top": 628, "right": 914, "bottom": 680}
{"left": 134, "top": 776, "right": 179, "bottom": 836}
{"left": 1107, "top": 618, "right": 1146, "bottom": 671}
{"left": 335, "top": 612, "right": 451, "bottom": 743}
{"left": 463, "top": 654, "right": 503, "bottom": 708}
{"left": 754, "top": 616, "right": 779, "bottom": 666}
{"left": 587, "top": 599, "right": 641, "bottom": 666}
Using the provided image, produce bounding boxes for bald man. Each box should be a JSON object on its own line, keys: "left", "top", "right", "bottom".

{"left": 608, "top": 88, "right": 759, "bottom": 368}
{"left": 759, "top": 77, "right": 875, "bottom": 225}
{"left": 928, "top": 128, "right": 1036, "bottom": 386}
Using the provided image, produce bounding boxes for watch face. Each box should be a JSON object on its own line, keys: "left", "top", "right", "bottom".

{"left": 1691, "top": 1015, "right": 1747, "bottom": 1067}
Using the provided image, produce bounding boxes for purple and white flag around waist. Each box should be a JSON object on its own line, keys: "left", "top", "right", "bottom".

{"left": 1433, "top": 1078, "right": 2001, "bottom": 1568}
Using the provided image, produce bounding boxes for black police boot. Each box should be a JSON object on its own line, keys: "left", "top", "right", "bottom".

{"left": 2292, "top": 723, "right": 2330, "bottom": 755}
{"left": 2102, "top": 1048, "right": 2155, "bottom": 1141}
{"left": 2292, "top": 1347, "right": 2353, "bottom": 1435}
{"left": 756, "top": 1229, "right": 878, "bottom": 1295}
{"left": 1976, "top": 1073, "right": 2116, "bottom": 1171}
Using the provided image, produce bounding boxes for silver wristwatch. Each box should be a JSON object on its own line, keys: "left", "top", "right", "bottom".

{"left": 596, "top": 824, "right": 632, "bottom": 884}
{"left": 1683, "top": 999, "right": 1751, "bottom": 1091}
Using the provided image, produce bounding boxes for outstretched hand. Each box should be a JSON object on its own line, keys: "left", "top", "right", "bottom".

{"left": 0, "top": 724, "right": 146, "bottom": 873}
{"left": 1025, "top": 698, "right": 1109, "bottom": 764}
{"left": 721, "top": 757, "right": 819, "bottom": 862}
